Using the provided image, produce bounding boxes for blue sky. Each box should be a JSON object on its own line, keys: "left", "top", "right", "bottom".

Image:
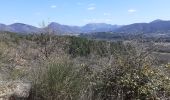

{"left": 0, "top": 0, "right": 170, "bottom": 27}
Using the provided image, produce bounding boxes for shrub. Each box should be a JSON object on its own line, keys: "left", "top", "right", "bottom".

{"left": 31, "top": 62, "right": 89, "bottom": 100}
{"left": 89, "top": 44, "right": 170, "bottom": 100}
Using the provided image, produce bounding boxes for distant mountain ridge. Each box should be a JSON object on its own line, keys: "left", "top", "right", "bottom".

{"left": 0, "top": 23, "right": 40, "bottom": 34}
{"left": 46, "top": 22, "right": 119, "bottom": 35}
{"left": 114, "top": 19, "right": 170, "bottom": 34}
{"left": 0, "top": 22, "right": 120, "bottom": 34}
{"left": 81, "top": 23, "right": 119, "bottom": 33}
{"left": 48, "top": 22, "right": 81, "bottom": 34}
{"left": 9, "top": 23, "right": 40, "bottom": 33}
{"left": 1, "top": 19, "right": 170, "bottom": 35}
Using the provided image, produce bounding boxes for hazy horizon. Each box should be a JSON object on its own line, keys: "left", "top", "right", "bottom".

{"left": 1, "top": 19, "right": 170, "bottom": 28}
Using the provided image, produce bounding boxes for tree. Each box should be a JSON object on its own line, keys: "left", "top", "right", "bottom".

{"left": 36, "top": 21, "right": 56, "bottom": 59}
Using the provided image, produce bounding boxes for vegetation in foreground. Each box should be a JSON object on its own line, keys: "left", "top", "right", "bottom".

{"left": 0, "top": 31, "right": 170, "bottom": 100}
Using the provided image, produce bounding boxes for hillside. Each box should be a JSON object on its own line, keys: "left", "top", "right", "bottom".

{"left": 0, "top": 31, "right": 170, "bottom": 99}
{"left": 114, "top": 19, "right": 170, "bottom": 34}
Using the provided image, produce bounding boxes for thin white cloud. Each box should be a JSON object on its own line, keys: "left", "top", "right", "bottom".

{"left": 87, "top": 7, "right": 96, "bottom": 10}
{"left": 128, "top": 9, "right": 137, "bottom": 13}
{"left": 51, "top": 5, "right": 57, "bottom": 8}
{"left": 87, "top": 3, "right": 96, "bottom": 11}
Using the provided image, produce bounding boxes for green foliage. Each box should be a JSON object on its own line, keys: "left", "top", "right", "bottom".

{"left": 32, "top": 62, "right": 88, "bottom": 100}
{"left": 69, "top": 37, "right": 91, "bottom": 57}
{"left": 0, "top": 31, "right": 24, "bottom": 44}
{"left": 90, "top": 48, "right": 170, "bottom": 100}
{"left": 68, "top": 36, "right": 128, "bottom": 57}
{"left": 10, "top": 68, "right": 24, "bottom": 80}
{"left": 90, "top": 40, "right": 109, "bottom": 56}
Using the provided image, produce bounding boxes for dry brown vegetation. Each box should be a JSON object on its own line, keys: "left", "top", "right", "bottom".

{"left": 0, "top": 31, "right": 170, "bottom": 100}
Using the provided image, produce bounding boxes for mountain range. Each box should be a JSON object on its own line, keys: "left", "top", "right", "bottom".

{"left": 1, "top": 19, "right": 170, "bottom": 35}
{"left": 0, "top": 23, "right": 40, "bottom": 34}
{"left": 115, "top": 19, "right": 170, "bottom": 34}
{"left": 0, "top": 22, "right": 119, "bottom": 34}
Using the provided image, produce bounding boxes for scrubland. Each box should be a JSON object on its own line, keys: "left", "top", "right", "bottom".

{"left": 0, "top": 32, "right": 170, "bottom": 100}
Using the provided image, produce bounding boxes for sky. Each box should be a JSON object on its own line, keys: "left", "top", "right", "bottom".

{"left": 0, "top": 0, "right": 170, "bottom": 27}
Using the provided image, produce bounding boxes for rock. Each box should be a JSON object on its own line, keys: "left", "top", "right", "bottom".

{"left": 0, "top": 81, "right": 31, "bottom": 100}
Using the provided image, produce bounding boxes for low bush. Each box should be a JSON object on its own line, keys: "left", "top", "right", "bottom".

{"left": 31, "top": 61, "right": 91, "bottom": 100}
